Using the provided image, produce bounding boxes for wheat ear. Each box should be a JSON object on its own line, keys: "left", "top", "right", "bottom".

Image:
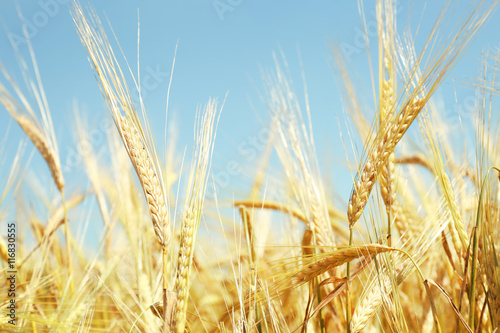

{"left": 0, "top": 80, "right": 64, "bottom": 192}
{"left": 120, "top": 115, "right": 169, "bottom": 246}
{"left": 292, "top": 244, "right": 393, "bottom": 285}
{"left": 15, "top": 115, "right": 64, "bottom": 191}
{"left": 172, "top": 100, "right": 219, "bottom": 333}
{"left": 72, "top": 3, "right": 171, "bottom": 248}
{"left": 378, "top": 0, "right": 396, "bottom": 220}
{"left": 348, "top": 97, "right": 425, "bottom": 227}
{"left": 1, "top": 64, "right": 70, "bottom": 285}
{"left": 350, "top": 274, "right": 390, "bottom": 333}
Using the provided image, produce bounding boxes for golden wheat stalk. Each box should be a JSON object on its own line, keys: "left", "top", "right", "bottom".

{"left": 291, "top": 244, "right": 393, "bottom": 285}
{"left": 16, "top": 115, "right": 64, "bottom": 191}
{"left": 350, "top": 256, "right": 411, "bottom": 333}
{"left": 347, "top": 0, "right": 497, "bottom": 230}
{"left": 0, "top": 76, "right": 64, "bottom": 192}
{"left": 266, "top": 64, "right": 335, "bottom": 250}
{"left": 172, "top": 100, "right": 219, "bottom": 333}
{"left": 72, "top": 3, "right": 170, "bottom": 248}
{"left": 377, "top": 0, "right": 396, "bottom": 219}
{"left": 348, "top": 97, "right": 425, "bottom": 227}
{"left": 0, "top": 44, "right": 71, "bottom": 286}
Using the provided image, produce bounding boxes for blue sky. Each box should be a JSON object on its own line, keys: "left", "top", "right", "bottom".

{"left": 0, "top": 1, "right": 499, "bottom": 218}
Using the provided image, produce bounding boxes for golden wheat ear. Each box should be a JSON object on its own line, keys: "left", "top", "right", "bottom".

{"left": 0, "top": 67, "right": 64, "bottom": 193}
{"left": 0, "top": 20, "right": 73, "bottom": 284}
{"left": 346, "top": 0, "right": 499, "bottom": 229}
{"left": 172, "top": 99, "right": 220, "bottom": 333}
{"left": 72, "top": 2, "right": 171, "bottom": 249}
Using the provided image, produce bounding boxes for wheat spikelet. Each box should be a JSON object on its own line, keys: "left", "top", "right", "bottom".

{"left": 351, "top": 277, "right": 389, "bottom": 332}
{"left": 16, "top": 115, "right": 64, "bottom": 191}
{"left": 291, "top": 244, "right": 393, "bottom": 285}
{"left": 0, "top": 82, "right": 65, "bottom": 192}
{"left": 378, "top": 3, "right": 396, "bottom": 211}
{"left": 120, "top": 115, "right": 168, "bottom": 246}
{"left": 73, "top": 3, "right": 172, "bottom": 248}
{"left": 379, "top": 80, "right": 397, "bottom": 216}
{"left": 350, "top": 262, "right": 403, "bottom": 333}
{"left": 377, "top": 0, "right": 399, "bottom": 238}
{"left": 420, "top": 112, "right": 469, "bottom": 255}
{"left": 378, "top": 83, "right": 395, "bottom": 209}
{"left": 396, "top": 154, "right": 434, "bottom": 172}
{"left": 172, "top": 100, "right": 218, "bottom": 333}
{"left": 348, "top": 98, "right": 425, "bottom": 227}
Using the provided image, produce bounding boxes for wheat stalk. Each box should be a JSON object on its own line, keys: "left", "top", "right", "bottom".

{"left": 16, "top": 115, "right": 64, "bottom": 191}
{"left": 72, "top": 3, "right": 171, "bottom": 249}
{"left": 267, "top": 65, "right": 335, "bottom": 250}
{"left": 0, "top": 77, "right": 64, "bottom": 192}
{"left": 291, "top": 244, "right": 393, "bottom": 285}
{"left": 172, "top": 100, "right": 219, "bottom": 333}
{"left": 378, "top": 0, "right": 396, "bottom": 220}
{"left": 0, "top": 46, "right": 71, "bottom": 287}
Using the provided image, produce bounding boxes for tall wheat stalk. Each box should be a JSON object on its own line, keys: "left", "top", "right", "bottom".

{"left": 172, "top": 100, "right": 219, "bottom": 333}
{"left": 0, "top": 40, "right": 72, "bottom": 288}
{"left": 72, "top": 3, "right": 173, "bottom": 330}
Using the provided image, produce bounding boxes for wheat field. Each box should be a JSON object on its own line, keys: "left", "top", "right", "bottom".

{"left": 1, "top": 1, "right": 500, "bottom": 332}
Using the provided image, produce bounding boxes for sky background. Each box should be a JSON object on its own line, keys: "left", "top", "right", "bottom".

{"left": 0, "top": 1, "right": 499, "bottom": 242}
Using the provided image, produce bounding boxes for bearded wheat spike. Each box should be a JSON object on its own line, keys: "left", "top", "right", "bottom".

{"left": 172, "top": 100, "right": 218, "bottom": 333}
{"left": 292, "top": 244, "right": 393, "bottom": 284}
{"left": 120, "top": 115, "right": 169, "bottom": 246}
{"left": 378, "top": 0, "right": 396, "bottom": 219}
{"left": 351, "top": 279, "right": 388, "bottom": 333}
{"left": 351, "top": 259, "right": 409, "bottom": 332}
{"left": 72, "top": 4, "right": 171, "bottom": 248}
{"left": 379, "top": 80, "right": 396, "bottom": 213}
{"left": 15, "top": 115, "right": 64, "bottom": 192}
{"left": 0, "top": 81, "right": 64, "bottom": 192}
{"left": 269, "top": 69, "right": 335, "bottom": 250}
{"left": 348, "top": 98, "right": 425, "bottom": 227}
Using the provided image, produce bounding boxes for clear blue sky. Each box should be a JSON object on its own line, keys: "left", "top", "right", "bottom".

{"left": 0, "top": 1, "right": 498, "bottom": 217}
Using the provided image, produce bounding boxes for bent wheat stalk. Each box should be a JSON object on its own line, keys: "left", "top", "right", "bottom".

{"left": 0, "top": 55, "right": 70, "bottom": 285}
{"left": 291, "top": 244, "right": 393, "bottom": 285}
